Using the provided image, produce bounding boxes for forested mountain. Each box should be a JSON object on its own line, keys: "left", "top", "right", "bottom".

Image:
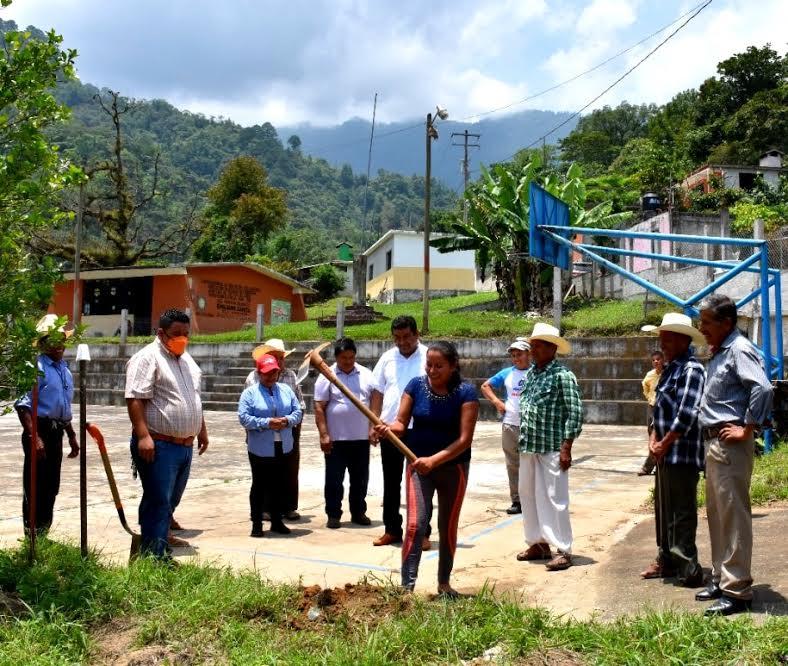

{"left": 1, "top": 20, "right": 463, "bottom": 268}
{"left": 279, "top": 110, "right": 578, "bottom": 186}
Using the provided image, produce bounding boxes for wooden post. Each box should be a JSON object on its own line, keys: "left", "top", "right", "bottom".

{"left": 76, "top": 344, "right": 90, "bottom": 558}
{"left": 336, "top": 300, "right": 345, "bottom": 339}
{"left": 28, "top": 382, "right": 39, "bottom": 563}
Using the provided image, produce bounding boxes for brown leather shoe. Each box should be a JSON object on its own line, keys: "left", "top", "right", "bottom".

{"left": 167, "top": 533, "right": 190, "bottom": 547}
{"left": 516, "top": 542, "right": 552, "bottom": 561}
{"left": 422, "top": 536, "right": 431, "bottom": 551}
{"left": 170, "top": 517, "right": 183, "bottom": 531}
{"left": 545, "top": 552, "right": 572, "bottom": 571}
{"left": 373, "top": 532, "right": 402, "bottom": 546}
{"left": 640, "top": 561, "right": 676, "bottom": 579}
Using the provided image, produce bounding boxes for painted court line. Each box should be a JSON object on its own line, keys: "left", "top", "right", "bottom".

{"left": 215, "top": 545, "right": 396, "bottom": 573}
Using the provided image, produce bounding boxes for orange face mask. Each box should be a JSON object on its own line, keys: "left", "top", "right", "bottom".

{"left": 165, "top": 335, "right": 189, "bottom": 356}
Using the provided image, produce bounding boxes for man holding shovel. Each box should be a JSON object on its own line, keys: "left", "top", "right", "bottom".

{"left": 125, "top": 309, "right": 209, "bottom": 560}
{"left": 639, "top": 313, "right": 706, "bottom": 587}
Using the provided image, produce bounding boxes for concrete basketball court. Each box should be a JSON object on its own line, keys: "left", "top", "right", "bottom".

{"left": 2, "top": 407, "right": 783, "bottom": 619}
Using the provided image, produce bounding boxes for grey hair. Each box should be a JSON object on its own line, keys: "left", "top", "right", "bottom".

{"left": 698, "top": 294, "right": 737, "bottom": 325}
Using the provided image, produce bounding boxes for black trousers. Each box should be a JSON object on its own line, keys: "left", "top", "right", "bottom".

{"left": 324, "top": 440, "right": 370, "bottom": 519}
{"left": 381, "top": 439, "right": 405, "bottom": 537}
{"left": 248, "top": 444, "right": 290, "bottom": 524}
{"left": 654, "top": 462, "right": 702, "bottom": 582}
{"left": 22, "top": 421, "right": 65, "bottom": 531}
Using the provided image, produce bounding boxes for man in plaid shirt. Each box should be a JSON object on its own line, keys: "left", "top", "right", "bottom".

{"left": 516, "top": 323, "right": 583, "bottom": 572}
{"left": 639, "top": 313, "right": 706, "bottom": 587}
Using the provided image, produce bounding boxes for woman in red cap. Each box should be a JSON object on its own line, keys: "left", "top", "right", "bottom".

{"left": 238, "top": 353, "right": 303, "bottom": 537}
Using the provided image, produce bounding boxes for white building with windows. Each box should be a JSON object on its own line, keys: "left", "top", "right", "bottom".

{"left": 363, "top": 230, "right": 476, "bottom": 303}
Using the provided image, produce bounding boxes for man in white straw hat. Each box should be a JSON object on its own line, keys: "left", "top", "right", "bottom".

{"left": 481, "top": 336, "right": 531, "bottom": 514}
{"left": 639, "top": 312, "right": 706, "bottom": 588}
{"left": 15, "top": 314, "right": 79, "bottom": 535}
{"left": 246, "top": 338, "right": 305, "bottom": 521}
{"left": 515, "top": 323, "right": 583, "bottom": 571}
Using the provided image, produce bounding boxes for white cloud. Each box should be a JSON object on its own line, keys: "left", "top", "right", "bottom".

{"left": 576, "top": 0, "right": 639, "bottom": 35}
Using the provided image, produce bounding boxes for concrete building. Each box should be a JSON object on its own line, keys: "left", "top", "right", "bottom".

{"left": 681, "top": 150, "right": 785, "bottom": 194}
{"left": 363, "top": 230, "right": 476, "bottom": 303}
{"left": 51, "top": 263, "right": 314, "bottom": 336}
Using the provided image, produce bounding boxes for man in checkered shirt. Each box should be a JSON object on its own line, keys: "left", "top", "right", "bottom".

{"left": 639, "top": 313, "right": 706, "bottom": 587}
{"left": 515, "top": 323, "right": 583, "bottom": 572}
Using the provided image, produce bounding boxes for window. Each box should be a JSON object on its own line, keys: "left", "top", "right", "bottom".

{"left": 385, "top": 250, "right": 392, "bottom": 271}
{"left": 368, "top": 264, "right": 374, "bottom": 281}
{"left": 739, "top": 172, "right": 756, "bottom": 190}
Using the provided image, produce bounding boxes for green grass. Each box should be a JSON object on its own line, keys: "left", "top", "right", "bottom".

{"left": 0, "top": 540, "right": 786, "bottom": 664}
{"left": 85, "top": 293, "right": 672, "bottom": 345}
{"left": 696, "top": 440, "right": 788, "bottom": 508}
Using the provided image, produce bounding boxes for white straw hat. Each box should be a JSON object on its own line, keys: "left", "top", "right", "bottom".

{"left": 528, "top": 322, "right": 571, "bottom": 355}
{"left": 641, "top": 312, "right": 705, "bottom": 346}
{"left": 34, "top": 314, "right": 73, "bottom": 345}
{"left": 252, "top": 338, "right": 295, "bottom": 361}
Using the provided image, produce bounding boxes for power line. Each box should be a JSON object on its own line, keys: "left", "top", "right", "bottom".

{"left": 454, "top": 0, "right": 710, "bottom": 123}
{"left": 481, "top": 0, "right": 714, "bottom": 169}
{"left": 300, "top": 1, "right": 713, "bottom": 156}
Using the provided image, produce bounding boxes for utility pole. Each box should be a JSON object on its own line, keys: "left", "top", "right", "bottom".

{"left": 361, "top": 93, "right": 378, "bottom": 250}
{"left": 451, "top": 129, "right": 480, "bottom": 225}
{"left": 423, "top": 106, "right": 448, "bottom": 334}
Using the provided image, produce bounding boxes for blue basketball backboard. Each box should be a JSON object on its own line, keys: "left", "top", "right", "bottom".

{"left": 529, "top": 183, "right": 570, "bottom": 270}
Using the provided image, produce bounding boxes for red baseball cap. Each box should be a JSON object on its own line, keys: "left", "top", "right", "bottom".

{"left": 256, "top": 353, "right": 280, "bottom": 374}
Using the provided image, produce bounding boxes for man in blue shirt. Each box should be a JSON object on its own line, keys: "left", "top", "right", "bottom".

{"left": 15, "top": 315, "right": 79, "bottom": 535}
{"left": 480, "top": 337, "right": 531, "bottom": 514}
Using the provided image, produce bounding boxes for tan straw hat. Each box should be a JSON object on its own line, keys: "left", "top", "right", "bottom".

{"left": 34, "top": 314, "right": 73, "bottom": 345}
{"left": 252, "top": 338, "right": 294, "bottom": 361}
{"left": 528, "top": 322, "right": 571, "bottom": 355}
{"left": 641, "top": 312, "right": 705, "bottom": 346}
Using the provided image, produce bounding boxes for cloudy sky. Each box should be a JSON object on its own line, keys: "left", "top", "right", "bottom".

{"left": 3, "top": 0, "right": 785, "bottom": 127}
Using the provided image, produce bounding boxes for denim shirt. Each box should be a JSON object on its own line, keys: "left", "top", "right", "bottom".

{"left": 16, "top": 354, "right": 74, "bottom": 421}
{"left": 238, "top": 382, "right": 303, "bottom": 457}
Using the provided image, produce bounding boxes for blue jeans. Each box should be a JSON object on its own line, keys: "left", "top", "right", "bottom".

{"left": 130, "top": 437, "right": 193, "bottom": 557}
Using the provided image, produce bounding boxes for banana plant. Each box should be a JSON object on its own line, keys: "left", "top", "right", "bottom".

{"left": 432, "top": 157, "right": 631, "bottom": 311}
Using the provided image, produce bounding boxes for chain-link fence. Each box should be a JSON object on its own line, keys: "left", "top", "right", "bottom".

{"left": 766, "top": 226, "right": 788, "bottom": 269}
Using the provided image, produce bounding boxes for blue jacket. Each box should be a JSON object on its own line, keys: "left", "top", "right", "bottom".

{"left": 238, "top": 382, "right": 303, "bottom": 457}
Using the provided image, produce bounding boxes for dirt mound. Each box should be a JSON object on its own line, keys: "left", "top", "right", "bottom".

{"left": 294, "top": 582, "right": 411, "bottom": 629}
{"left": 90, "top": 617, "right": 195, "bottom": 666}
{"left": 0, "top": 591, "right": 30, "bottom": 620}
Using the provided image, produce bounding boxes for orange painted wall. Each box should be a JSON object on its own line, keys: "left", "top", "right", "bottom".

{"left": 151, "top": 274, "right": 192, "bottom": 328}
{"left": 50, "top": 280, "right": 80, "bottom": 324}
{"left": 187, "top": 266, "right": 307, "bottom": 334}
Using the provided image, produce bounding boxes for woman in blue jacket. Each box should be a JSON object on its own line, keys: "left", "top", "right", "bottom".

{"left": 238, "top": 353, "right": 303, "bottom": 537}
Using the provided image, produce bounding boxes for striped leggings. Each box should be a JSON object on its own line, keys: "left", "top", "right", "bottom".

{"left": 402, "top": 461, "right": 469, "bottom": 590}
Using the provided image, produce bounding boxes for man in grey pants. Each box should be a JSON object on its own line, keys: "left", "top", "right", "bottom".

{"left": 481, "top": 337, "right": 531, "bottom": 514}
{"left": 696, "top": 294, "right": 773, "bottom": 616}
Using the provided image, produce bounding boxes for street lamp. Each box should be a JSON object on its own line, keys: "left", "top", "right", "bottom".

{"left": 423, "top": 105, "right": 448, "bottom": 334}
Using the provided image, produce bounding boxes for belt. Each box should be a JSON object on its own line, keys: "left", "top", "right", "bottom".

{"left": 149, "top": 431, "right": 195, "bottom": 446}
{"left": 37, "top": 417, "right": 68, "bottom": 430}
{"left": 702, "top": 422, "right": 743, "bottom": 440}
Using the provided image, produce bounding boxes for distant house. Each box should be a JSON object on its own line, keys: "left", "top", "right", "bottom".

{"left": 681, "top": 150, "right": 785, "bottom": 193}
{"left": 51, "top": 263, "right": 314, "bottom": 336}
{"left": 296, "top": 242, "right": 355, "bottom": 298}
{"left": 363, "top": 230, "right": 476, "bottom": 304}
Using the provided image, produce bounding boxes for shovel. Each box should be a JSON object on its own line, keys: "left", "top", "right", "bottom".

{"left": 297, "top": 342, "right": 417, "bottom": 462}
{"left": 86, "top": 422, "right": 141, "bottom": 561}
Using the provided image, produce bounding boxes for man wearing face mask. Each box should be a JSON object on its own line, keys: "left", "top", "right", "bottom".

{"left": 125, "top": 308, "right": 209, "bottom": 560}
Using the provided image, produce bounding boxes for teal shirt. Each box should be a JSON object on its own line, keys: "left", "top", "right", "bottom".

{"left": 518, "top": 360, "right": 583, "bottom": 454}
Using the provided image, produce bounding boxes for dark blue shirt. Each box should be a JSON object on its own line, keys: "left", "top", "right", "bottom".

{"left": 16, "top": 354, "right": 74, "bottom": 421}
{"left": 403, "top": 376, "right": 478, "bottom": 464}
{"left": 653, "top": 350, "right": 706, "bottom": 469}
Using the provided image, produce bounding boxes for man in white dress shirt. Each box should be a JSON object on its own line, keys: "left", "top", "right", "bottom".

{"left": 370, "top": 315, "right": 428, "bottom": 547}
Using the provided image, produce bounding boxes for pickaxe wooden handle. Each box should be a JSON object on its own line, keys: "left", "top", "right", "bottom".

{"left": 301, "top": 344, "right": 417, "bottom": 463}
